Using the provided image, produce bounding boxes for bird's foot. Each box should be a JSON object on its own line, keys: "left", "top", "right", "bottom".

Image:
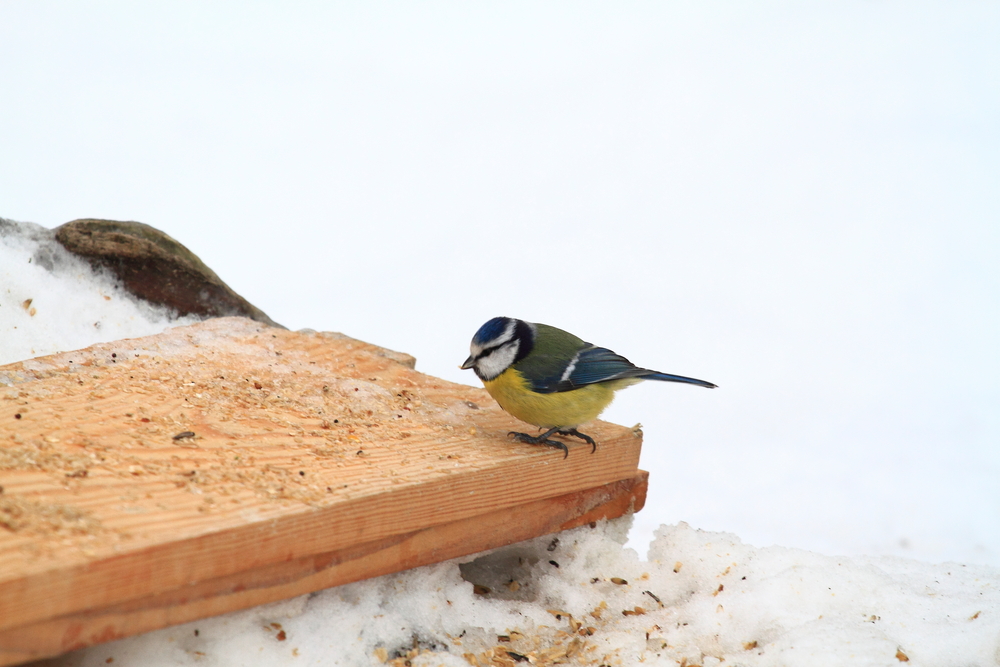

{"left": 557, "top": 428, "right": 597, "bottom": 454}
{"left": 508, "top": 427, "right": 569, "bottom": 459}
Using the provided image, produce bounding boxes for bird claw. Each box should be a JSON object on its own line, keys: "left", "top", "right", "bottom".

{"left": 557, "top": 429, "right": 597, "bottom": 454}
{"left": 507, "top": 427, "right": 599, "bottom": 458}
{"left": 508, "top": 431, "right": 569, "bottom": 459}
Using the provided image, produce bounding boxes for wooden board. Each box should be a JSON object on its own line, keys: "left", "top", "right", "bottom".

{"left": 0, "top": 318, "right": 646, "bottom": 666}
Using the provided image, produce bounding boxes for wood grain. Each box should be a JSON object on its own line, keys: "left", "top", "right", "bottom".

{"left": 0, "top": 318, "right": 646, "bottom": 665}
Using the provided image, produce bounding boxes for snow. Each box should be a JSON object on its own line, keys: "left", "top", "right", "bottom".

{"left": 0, "top": 219, "right": 200, "bottom": 365}
{"left": 3, "top": 2, "right": 997, "bottom": 569}
{"left": 4, "top": 221, "right": 1000, "bottom": 665}
{"left": 2, "top": 2, "right": 999, "bottom": 663}
{"left": 45, "top": 518, "right": 1000, "bottom": 666}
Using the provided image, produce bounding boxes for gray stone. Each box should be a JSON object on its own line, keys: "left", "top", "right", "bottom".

{"left": 54, "top": 218, "right": 282, "bottom": 328}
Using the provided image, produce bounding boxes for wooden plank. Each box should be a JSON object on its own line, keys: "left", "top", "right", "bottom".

{"left": 0, "top": 318, "right": 646, "bottom": 665}
{"left": 0, "top": 474, "right": 646, "bottom": 665}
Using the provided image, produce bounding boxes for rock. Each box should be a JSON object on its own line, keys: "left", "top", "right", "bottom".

{"left": 54, "top": 219, "right": 282, "bottom": 327}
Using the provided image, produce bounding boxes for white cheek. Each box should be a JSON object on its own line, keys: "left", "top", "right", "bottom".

{"left": 477, "top": 344, "right": 518, "bottom": 380}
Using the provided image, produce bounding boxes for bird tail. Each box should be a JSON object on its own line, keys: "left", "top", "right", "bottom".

{"left": 642, "top": 371, "right": 717, "bottom": 389}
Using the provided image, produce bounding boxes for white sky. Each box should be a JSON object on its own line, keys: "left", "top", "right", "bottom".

{"left": 2, "top": 2, "right": 998, "bottom": 565}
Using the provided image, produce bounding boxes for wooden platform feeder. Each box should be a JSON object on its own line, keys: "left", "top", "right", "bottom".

{"left": 0, "top": 318, "right": 647, "bottom": 666}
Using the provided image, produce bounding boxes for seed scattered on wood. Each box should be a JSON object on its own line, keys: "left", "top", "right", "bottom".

{"left": 173, "top": 431, "right": 196, "bottom": 440}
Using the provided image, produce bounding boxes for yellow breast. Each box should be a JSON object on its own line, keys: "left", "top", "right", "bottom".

{"left": 482, "top": 368, "right": 625, "bottom": 428}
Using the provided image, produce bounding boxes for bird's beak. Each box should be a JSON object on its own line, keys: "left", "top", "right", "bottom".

{"left": 460, "top": 356, "right": 475, "bottom": 370}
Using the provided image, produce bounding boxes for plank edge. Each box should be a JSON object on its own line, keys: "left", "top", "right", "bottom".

{"left": 1, "top": 471, "right": 648, "bottom": 666}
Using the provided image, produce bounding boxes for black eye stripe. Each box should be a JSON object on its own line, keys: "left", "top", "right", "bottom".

{"left": 476, "top": 342, "right": 508, "bottom": 359}
{"left": 473, "top": 320, "right": 534, "bottom": 364}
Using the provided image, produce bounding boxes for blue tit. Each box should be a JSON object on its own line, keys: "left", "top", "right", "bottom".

{"left": 461, "top": 316, "right": 716, "bottom": 458}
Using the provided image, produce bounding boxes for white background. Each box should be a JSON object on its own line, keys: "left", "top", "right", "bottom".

{"left": 2, "top": 2, "right": 998, "bottom": 564}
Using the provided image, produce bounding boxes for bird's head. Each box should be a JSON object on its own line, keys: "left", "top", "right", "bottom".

{"left": 461, "top": 316, "right": 535, "bottom": 381}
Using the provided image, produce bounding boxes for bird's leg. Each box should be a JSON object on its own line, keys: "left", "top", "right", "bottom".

{"left": 508, "top": 426, "right": 569, "bottom": 459}
{"left": 557, "top": 429, "right": 597, "bottom": 454}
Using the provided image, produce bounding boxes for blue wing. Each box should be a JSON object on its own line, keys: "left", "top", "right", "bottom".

{"left": 531, "top": 345, "right": 716, "bottom": 393}
{"left": 562, "top": 347, "right": 645, "bottom": 387}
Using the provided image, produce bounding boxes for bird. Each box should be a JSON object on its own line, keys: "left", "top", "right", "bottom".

{"left": 461, "top": 316, "right": 716, "bottom": 458}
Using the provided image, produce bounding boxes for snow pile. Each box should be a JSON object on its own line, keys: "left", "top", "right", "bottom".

{"left": 49, "top": 518, "right": 1000, "bottom": 667}
{"left": 5, "top": 217, "right": 1000, "bottom": 665}
{"left": 0, "top": 218, "right": 199, "bottom": 366}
